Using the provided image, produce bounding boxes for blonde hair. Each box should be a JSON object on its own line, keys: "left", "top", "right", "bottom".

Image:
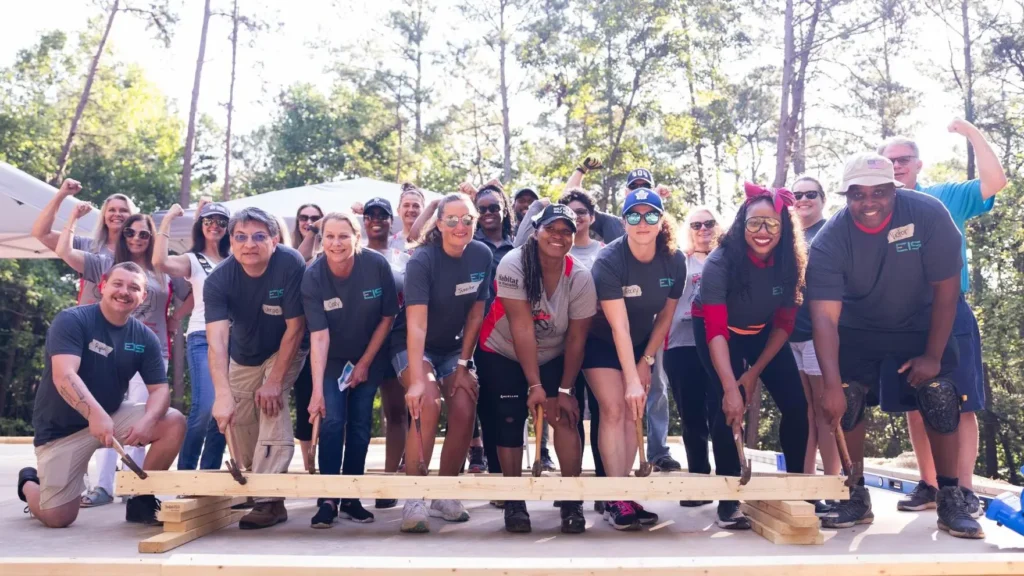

{"left": 680, "top": 205, "right": 725, "bottom": 256}
{"left": 90, "top": 193, "right": 139, "bottom": 252}
{"left": 314, "top": 212, "right": 363, "bottom": 257}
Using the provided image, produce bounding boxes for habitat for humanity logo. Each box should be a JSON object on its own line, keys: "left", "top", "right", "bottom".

{"left": 268, "top": 289, "right": 284, "bottom": 298}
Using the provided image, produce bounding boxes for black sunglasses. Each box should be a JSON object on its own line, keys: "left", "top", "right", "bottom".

{"left": 298, "top": 214, "right": 322, "bottom": 223}
{"left": 477, "top": 204, "right": 502, "bottom": 214}
{"left": 794, "top": 191, "right": 819, "bottom": 201}
{"left": 202, "top": 216, "right": 228, "bottom": 228}
{"left": 123, "top": 228, "right": 152, "bottom": 241}
{"left": 364, "top": 210, "right": 391, "bottom": 221}
{"left": 689, "top": 219, "right": 716, "bottom": 230}
{"left": 625, "top": 211, "right": 662, "bottom": 226}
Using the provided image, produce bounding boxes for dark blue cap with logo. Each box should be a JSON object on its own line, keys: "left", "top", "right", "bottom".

{"left": 532, "top": 203, "right": 578, "bottom": 233}
{"left": 626, "top": 168, "right": 654, "bottom": 188}
{"left": 621, "top": 188, "right": 663, "bottom": 216}
{"left": 363, "top": 197, "right": 393, "bottom": 217}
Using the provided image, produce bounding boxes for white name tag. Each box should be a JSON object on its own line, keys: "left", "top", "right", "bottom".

{"left": 454, "top": 281, "right": 481, "bottom": 296}
{"left": 262, "top": 304, "right": 283, "bottom": 316}
{"left": 888, "top": 224, "right": 915, "bottom": 243}
{"left": 622, "top": 285, "right": 642, "bottom": 298}
{"left": 88, "top": 339, "right": 113, "bottom": 357}
{"left": 323, "top": 297, "right": 343, "bottom": 311}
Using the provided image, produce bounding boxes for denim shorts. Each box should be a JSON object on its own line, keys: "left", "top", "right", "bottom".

{"left": 391, "top": 349, "right": 461, "bottom": 381}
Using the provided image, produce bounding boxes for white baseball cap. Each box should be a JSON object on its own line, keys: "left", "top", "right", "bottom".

{"left": 838, "top": 152, "right": 904, "bottom": 194}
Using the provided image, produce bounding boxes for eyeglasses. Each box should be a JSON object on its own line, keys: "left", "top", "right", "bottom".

{"left": 232, "top": 232, "right": 271, "bottom": 244}
{"left": 364, "top": 210, "right": 391, "bottom": 222}
{"left": 888, "top": 155, "right": 917, "bottom": 166}
{"left": 624, "top": 211, "right": 662, "bottom": 226}
{"left": 572, "top": 208, "right": 590, "bottom": 218}
{"left": 793, "top": 191, "right": 819, "bottom": 201}
{"left": 123, "top": 228, "right": 152, "bottom": 241}
{"left": 442, "top": 215, "right": 476, "bottom": 228}
{"left": 202, "top": 216, "right": 228, "bottom": 228}
{"left": 477, "top": 204, "right": 502, "bottom": 214}
{"left": 745, "top": 216, "right": 781, "bottom": 235}
{"left": 689, "top": 219, "right": 716, "bottom": 230}
{"left": 628, "top": 180, "right": 652, "bottom": 191}
{"left": 298, "top": 214, "right": 322, "bottom": 223}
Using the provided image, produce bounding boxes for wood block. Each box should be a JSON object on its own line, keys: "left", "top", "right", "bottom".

{"left": 749, "top": 516, "right": 824, "bottom": 545}
{"left": 740, "top": 503, "right": 820, "bottom": 536}
{"left": 157, "top": 496, "right": 246, "bottom": 523}
{"left": 161, "top": 496, "right": 235, "bottom": 513}
{"left": 745, "top": 500, "right": 820, "bottom": 528}
{"left": 162, "top": 506, "right": 236, "bottom": 532}
{"left": 139, "top": 510, "right": 244, "bottom": 553}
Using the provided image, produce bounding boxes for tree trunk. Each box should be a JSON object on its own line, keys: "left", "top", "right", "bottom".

{"left": 961, "top": 0, "right": 976, "bottom": 179}
{"left": 52, "top": 0, "right": 119, "bottom": 185}
{"left": 680, "top": 12, "right": 707, "bottom": 204}
{"left": 772, "top": 0, "right": 795, "bottom": 188}
{"left": 498, "top": 0, "right": 512, "bottom": 183}
{"left": 180, "top": 0, "right": 213, "bottom": 206}
{"left": 222, "top": 0, "right": 239, "bottom": 201}
{"left": 602, "top": 32, "right": 615, "bottom": 211}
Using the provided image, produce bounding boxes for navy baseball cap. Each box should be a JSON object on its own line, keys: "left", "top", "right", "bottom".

{"left": 363, "top": 197, "right": 393, "bottom": 217}
{"left": 532, "top": 204, "right": 577, "bottom": 233}
{"left": 626, "top": 168, "right": 654, "bottom": 189}
{"left": 514, "top": 187, "right": 538, "bottom": 201}
{"left": 199, "top": 202, "right": 230, "bottom": 219}
{"left": 621, "top": 188, "right": 663, "bottom": 216}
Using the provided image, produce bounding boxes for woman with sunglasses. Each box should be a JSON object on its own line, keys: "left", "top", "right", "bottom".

{"left": 289, "top": 204, "right": 323, "bottom": 471}
{"left": 154, "top": 200, "right": 232, "bottom": 471}
{"left": 392, "top": 193, "right": 492, "bottom": 533}
{"left": 691, "top": 182, "right": 810, "bottom": 529}
{"left": 292, "top": 204, "right": 323, "bottom": 260}
{"left": 664, "top": 207, "right": 725, "bottom": 507}
{"left": 788, "top": 176, "right": 841, "bottom": 505}
{"left": 56, "top": 208, "right": 185, "bottom": 507}
{"left": 583, "top": 188, "right": 685, "bottom": 531}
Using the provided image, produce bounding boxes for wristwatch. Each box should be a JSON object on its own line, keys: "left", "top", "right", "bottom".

{"left": 558, "top": 387, "right": 574, "bottom": 396}
{"left": 642, "top": 354, "right": 656, "bottom": 366}
{"left": 457, "top": 358, "right": 476, "bottom": 371}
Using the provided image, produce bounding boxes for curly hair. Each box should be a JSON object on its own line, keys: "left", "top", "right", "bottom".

{"left": 558, "top": 187, "right": 596, "bottom": 215}
{"left": 655, "top": 214, "right": 679, "bottom": 255}
{"left": 420, "top": 193, "right": 478, "bottom": 247}
{"left": 474, "top": 186, "right": 516, "bottom": 241}
{"left": 716, "top": 196, "right": 807, "bottom": 305}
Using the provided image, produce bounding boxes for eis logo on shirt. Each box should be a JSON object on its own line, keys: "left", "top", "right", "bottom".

{"left": 124, "top": 343, "right": 146, "bottom": 353}
{"left": 659, "top": 278, "right": 674, "bottom": 288}
{"left": 363, "top": 288, "right": 383, "bottom": 300}
{"left": 268, "top": 289, "right": 284, "bottom": 299}
{"left": 772, "top": 286, "right": 783, "bottom": 296}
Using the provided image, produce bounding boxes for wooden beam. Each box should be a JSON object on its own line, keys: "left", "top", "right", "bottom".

{"left": 749, "top": 517, "right": 824, "bottom": 545}
{"left": 162, "top": 507, "right": 237, "bottom": 532}
{"left": 158, "top": 497, "right": 247, "bottom": 523}
{"left": 740, "top": 504, "right": 819, "bottom": 536}
{"left": 745, "top": 501, "right": 820, "bottom": 528}
{"left": 162, "top": 496, "right": 237, "bottom": 513}
{"left": 0, "top": 558, "right": 162, "bottom": 576}
{"left": 118, "top": 471, "right": 849, "bottom": 502}
{"left": 139, "top": 510, "right": 244, "bottom": 554}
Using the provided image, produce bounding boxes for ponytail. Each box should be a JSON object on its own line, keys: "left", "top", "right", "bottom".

{"left": 521, "top": 236, "right": 543, "bottom": 306}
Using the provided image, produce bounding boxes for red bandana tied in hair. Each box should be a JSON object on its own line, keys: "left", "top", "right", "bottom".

{"left": 744, "top": 182, "right": 795, "bottom": 214}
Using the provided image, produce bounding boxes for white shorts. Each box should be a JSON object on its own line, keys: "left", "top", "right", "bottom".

{"left": 790, "top": 340, "right": 821, "bottom": 376}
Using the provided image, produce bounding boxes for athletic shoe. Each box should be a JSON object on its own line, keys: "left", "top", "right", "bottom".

{"left": 490, "top": 500, "right": 506, "bottom": 509}
{"left": 467, "top": 446, "right": 487, "bottom": 474}
{"left": 429, "top": 499, "right": 470, "bottom": 522}
{"left": 239, "top": 500, "right": 288, "bottom": 530}
{"left": 125, "top": 495, "right": 162, "bottom": 526}
{"left": 503, "top": 500, "right": 532, "bottom": 533}
{"left": 811, "top": 500, "right": 833, "bottom": 516}
{"left": 937, "top": 486, "right": 984, "bottom": 539}
{"left": 631, "top": 502, "right": 659, "bottom": 525}
{"left": 400, "top": 499, "right": 429, "bottom": 533}
{"left": 339, "top": 499, "right": 375, "bottom": 523}
{"left": 594, "top": 500, "right": 606, "bottom": 514}
{"left": 679, "top": 500, "right": 712, "bottom": 507}
{"left": 604, "top": 500, "right": 641, "bottom": 531}
{"left": 652, "top": 455, "right": 683, "bottom": 472}
{"left": 311, "top": 501, "right": 337, "bottom": 529}
{"left": 560, "top": 501, "right": 586, "bottom": 534}
{"left": 715, "top": 500, "right": 751, "bottom": 530}
{"left": 17, "top": 467, "right": 38, "bottom": 503}
{"left": 375, "top": 498, "right": 398, "bottom": 509}
{"left": 961, "top": 487, "right": 982, "bottom": 519}
{"left": 897, "top": 480, "right": 937, "bottom": 511}
{"left": 540, "top": 449, "right": 556, "bottom": 472}
{"left": 821, "top": 485, "right": 874, "bottom": 528}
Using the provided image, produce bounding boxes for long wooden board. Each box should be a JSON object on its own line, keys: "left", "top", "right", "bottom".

{"left": 162, "top": 496, "right": 236, "bottom": 513}
{"left": 745, "top": 500, "right": 820, "bottom": 528}
{"left": 138, "top": 510, "right": 245, "bottom": 554}
{"left": 158, "top": 497, "right": 247, "bottom": 523}
{"left": 749, "top": 517, "right": 824, "bottom": 545}
{"left": 118, "top": 471, "right": 849, "bottom": 502}
{"left": 162, "top": 507, "right": 237, "bottom": 533}
{"left": 741, "top": 503, "right": 820, "bottom": 536}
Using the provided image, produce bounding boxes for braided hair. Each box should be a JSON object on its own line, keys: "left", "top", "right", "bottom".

{"left": 520, "top": 235, "right": 544, "bottom": 307}
{"left": 475, "top": 186, "right": 516, "bottom": 241}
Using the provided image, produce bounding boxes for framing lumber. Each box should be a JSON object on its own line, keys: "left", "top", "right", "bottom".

{"left": 162, "top": 507, "right": 236, "bottom": 532}
{"left": 745, "top": 500, "right": 820, "bottom": 528}
{"left": 118, "top": 471, "right": 848, "bottom": 502}
{"left": 158, "top": 497, "right": 247, "bottom": 523}
{"left": 162, "top": 496, "right": 236, "bottom": 513}
{"left": 139, "top": 510, "right": 245, "bottom": 554}
{"left": 749, "top": 517, "right": 824, "bottom": 545}
{"left": 740, "top": 503, "right": 819, "bottom": 536}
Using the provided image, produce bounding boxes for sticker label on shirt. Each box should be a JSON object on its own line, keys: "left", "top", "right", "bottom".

{"left": 622, "top": 285, "right": 642, "bottom": 298}
{"left": 262, "top": 304, "right": 283, "bottom": 316}
{"left": 324, "top": 298, "right": 343, "bottom": 311}
{"left": 89, "top": 339, "right": 113, "bottom": 357}
{"left": 455, "top": 281, "right": 482, "bottom": 296}
{"left": 888, "top": 224, "right": 915, "bottom": 244}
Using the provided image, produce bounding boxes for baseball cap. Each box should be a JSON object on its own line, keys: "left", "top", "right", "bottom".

{"left": 199, "top": 202, "right": 230, "bottom": 219}
{"left": 514, "top": 187, "right": 538, "bottom": 201}
{"left": 363, "top": 197, "right": 393, "bottom": 217}
{"left": 838, "top": 152, "right": 904, "bottom": 193}
{"left": 532, "top": 203, "right": 577, "bottom": 234}
{"left": 621, "top": 188, "right": 663, "bottom": 215}
{"left": 626, "top": 168, "right": 654, "bottom": 189}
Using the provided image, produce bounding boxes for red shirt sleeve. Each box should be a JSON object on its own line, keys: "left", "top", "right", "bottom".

{"left": 772, "top": 306, "right": 797, "bottom": 336}
{"left": 697, "top": 303, "right": 729, "bottom": 343}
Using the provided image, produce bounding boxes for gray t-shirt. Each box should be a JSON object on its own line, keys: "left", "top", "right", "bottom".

{"left": 481, "top": 248, "right": 597, "bottom": 364}
{"left": 73, "top": 236, "right": 113, "bottom": 305}
{"left": 666, "top": 253, "right": 705, "bottom": 349}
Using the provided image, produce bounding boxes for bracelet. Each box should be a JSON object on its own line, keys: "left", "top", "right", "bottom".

{"left": 575, "top": 166, "right": 587, "bottom": 175}
{"left": 558, "top": 387, "right": 573, "bottom": 396}
{"left": 159, "top": 231, "right": 171, "bottom": 238}
{"left": 529, "top": 384, "right": 542, "bottom": 391}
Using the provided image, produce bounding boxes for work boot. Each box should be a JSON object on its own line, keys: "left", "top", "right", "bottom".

{"left": 822, "top": 485, "right": 874, "bottom": 528}
{"left": 311, "top": 500, "right": 337, "bottom": 529}
{"left": 467, "top": 446, "right": 487, "bottom": 473}
{"left": 125, "top": 495, "right": 162, "bottom": 526}
{"left": 429, "top": 499, "right": 470, "bottom": 522}
{"left": 239, "top": 500, "right": 288, "bottom": 530}
{"left": 961, "top": 487, "right": 982, "bottom": 519}
{"left": 339, "top": 499, "right": 375, "bottom": 523}
{"left": 897, "top": 480, "right": 937, "bottom": 511}
{"left": 400, "top": 499, "right": 430, "bottom": 533}
{"left": 231, "top": 497, "right": 256, "bottom": 510}
{"left": 716, "top": 500, "right": 751, "bottom": 530}
{"left": 17, "top": 467, "right": 39, "bottom": 503}
{"left": 937, "top": 486, "right": 984, "bottom": 539}
{"left": 540, "top": 449, "right": 556, "bottom": 472}
{"left": 560, "top": 501, "right": 586, "bottom": 534}
{"left": 652, "top": 455, "right": 683, "bottom": 472}
{"left": 503, "top": 500, "right": 532, "bottom": 533}
{"left": 375, "top": 498, "right": 398, "bottom": 509}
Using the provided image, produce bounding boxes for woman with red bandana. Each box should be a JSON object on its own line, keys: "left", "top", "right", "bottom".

{"left": 691, "top": 182, "right": 810, "bottom": 530}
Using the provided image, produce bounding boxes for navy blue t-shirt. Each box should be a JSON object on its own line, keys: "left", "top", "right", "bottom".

{"left": 33, "top": 304, "right": 166, "bottom": 446}
{"left": 806, "top": 189, "right": 962, "bottom": 332}
{"left": 694, "top": 245, "right": 796, "bottom": 331}
{"left": 391, "top": 240, "right": 493, "bottom": 356}
{"left": 790, "top": 218, "right": 826, "bottom": 342}
{"left": 204, "top": 245, "right": 306, "bottom": 366}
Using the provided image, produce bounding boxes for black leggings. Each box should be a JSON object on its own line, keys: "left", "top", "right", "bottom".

{"left": 692, "top": 318, "right": 808, "bottom": 477}
{"left": 664, "top": 346, "right": 718, "bottom": 475}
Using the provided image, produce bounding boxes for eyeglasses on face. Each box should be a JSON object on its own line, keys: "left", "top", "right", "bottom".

{"left": 628, "top": 180, "right": 652, "bottom": 191}
{"left": 232, "top": 232, "right": 271, "bottom": 244}
{"left": 888, "top": 155, "right": 917, "bottom": 166}
{"left": 793, "top": 191, "right": 819, "bottom": 201}
{"left": 202, "top": 216, "right": 228, "bottom": 228}
{"left": 364, "top": 210, "right": 391, "bottom": 222}
{"left": 689, "top": 219, "right": 716, "bottom": 231}
{"left": 745, "top": 216, "right": 781, "bottom": 235}
{"left": 477, "top": 204, "right": 502, "bottom": 214}
{"left": 442, "top": 214, "right": 476, "bottom": 228}
{"left": 123, "top": 228, "right": 152, "bottom": 241}
{"left": 624, "top": 211, "right": 662, "bottom": 226}
{"left": 298, "top": 214, "right": 322, "bottom": 223}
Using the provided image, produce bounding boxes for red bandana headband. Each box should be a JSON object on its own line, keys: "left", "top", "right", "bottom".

{"left": 744, "top": 181, "right": 795, "bottom": 214}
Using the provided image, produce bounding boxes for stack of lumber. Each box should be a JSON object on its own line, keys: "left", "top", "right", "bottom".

{"left": 742, "top": 500, "right": 823, "bottom": 545}
{"left": 138, "top": 496, "right": 247, "bottom": 553}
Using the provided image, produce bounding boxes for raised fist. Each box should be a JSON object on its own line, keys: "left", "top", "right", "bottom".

{"left": 167, "top": 204, "right": 185, "bottom": 219}
{"left": 580, "top": 156, "right": 603, "bottom": 173}
{"left": 59, "top": 179, "right": 82, "bottom": 197}
{"left": 72, "top": 203, "right": 93, "bottom": 220}
{"left": 351, "top": 202, "right": 364, "bottom": 215}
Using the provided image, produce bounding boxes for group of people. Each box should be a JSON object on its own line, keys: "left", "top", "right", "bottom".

{"left": 14, "top": 117, "right": 1006, "bottom": 542}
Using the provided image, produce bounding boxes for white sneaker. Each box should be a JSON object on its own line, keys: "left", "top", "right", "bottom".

{"left": 400, "top": 499, "right": 429, "bottom": 533}
{"left": 429, "top": 499, "right": 470, "bottom": 522}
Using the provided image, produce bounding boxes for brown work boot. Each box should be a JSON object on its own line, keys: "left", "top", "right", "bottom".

{"left": 239, "top": 500, "right": 288, "bottom": 530}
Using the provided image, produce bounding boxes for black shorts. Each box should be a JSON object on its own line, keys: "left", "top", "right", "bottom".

{"left": 581, "top": 336, "right": 646, "bottom": 371}
{"left": 292, "top": 354, "right": 313, "bottom": 441}
{"left": 476, "top": 349, "right": 564, "bottom": 448}
{"left": 838, "top": 326, "right": 959, "bottom": 413}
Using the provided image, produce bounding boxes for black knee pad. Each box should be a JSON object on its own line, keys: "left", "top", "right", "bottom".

{"left": 916, "top": 378, "right": 961, "bottom": 434}
{"left": 493, "top": 393, "right": 528, "bottom": 448}
{"left": 841, "top": 381, "right": 869, "bottom": 432}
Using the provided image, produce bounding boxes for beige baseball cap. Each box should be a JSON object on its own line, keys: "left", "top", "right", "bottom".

{"left": 838, "top": 152, "right": 904, "bottom": 193}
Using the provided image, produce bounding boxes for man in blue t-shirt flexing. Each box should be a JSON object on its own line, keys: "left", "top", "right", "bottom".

{"left": 878, "top": 119, "right": 1008, "bottom": 516}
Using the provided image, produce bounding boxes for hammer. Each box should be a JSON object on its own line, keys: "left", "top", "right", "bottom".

{"left": 835, "top": 427, "right": 862, "bottom": 488}
{"left": 224, "top": 427, "right": 248, "bottom": 485}
{"left": 734, "top": 431, "right": 752, "bottom": 486}
{"left": 634, "top": 419, "right": 653, "bottom": 477}
{"left": 413, "top": 416, "right": 428, "bottom": 476}
{"left": 531, "top": 406, "right": 545, "bottom": 477}
{"left": 308, "top": 414, "right": 321, "bottom": 475}
{"left": 112, "top": 438, "right": 147, "bottom": 480}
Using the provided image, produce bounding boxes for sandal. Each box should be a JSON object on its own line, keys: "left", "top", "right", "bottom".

{"left": 80, "top": 486, "right": 113, "bottom": 508}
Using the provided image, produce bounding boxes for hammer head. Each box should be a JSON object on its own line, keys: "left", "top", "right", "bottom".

{"left": 636, "top": 462, "right": 654, "bottom": 478}
{"left": 226, "top": 459, "right": 248, "bottom": 485}
{"left": 121, "top": 454, "right": 148, "bottom": 480}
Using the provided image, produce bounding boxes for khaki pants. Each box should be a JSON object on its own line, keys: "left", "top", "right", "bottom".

{"left": 229, "top": 351, "right": 307, "bottom": 492}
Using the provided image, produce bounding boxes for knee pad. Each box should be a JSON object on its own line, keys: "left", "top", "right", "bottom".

{"left": 916, "top": 378, "right": 962, "bottom": 434}
{"left": 493, "top": 393, "right": 528, "bottom": 448}
{"left": 841, "top": 381, "right": 868, "bottom": 432}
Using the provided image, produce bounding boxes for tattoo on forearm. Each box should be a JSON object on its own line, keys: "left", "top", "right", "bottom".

{"left": 56, "top": 375, "right": 92, "bottom": 419}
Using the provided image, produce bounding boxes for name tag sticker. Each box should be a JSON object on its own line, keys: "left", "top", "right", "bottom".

{"left": 262, "top": 304, "right": 283, "bottom": 316}
{"left": 324, "top": 297, "right": 343, "bottom": 311}
{"left": 622, "top": 285, "right": 642, "bottom": 298}
{"left": 88, "top": 339, "right": 113, "bottom": 357}
{"left": 454, "top": 281, "right": 481, "bottom": 296}
{"left": 888, "top": 224, "right": 914, "bottom": 243}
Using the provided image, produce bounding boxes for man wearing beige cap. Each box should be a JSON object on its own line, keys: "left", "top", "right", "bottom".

{"left": 806, "top": 153, "right": 983, "bottom": 539}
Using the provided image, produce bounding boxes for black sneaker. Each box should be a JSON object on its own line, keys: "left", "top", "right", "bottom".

{"left": 652, "top": 455, "right": 683, "bottom": 472}
{"left": 679, "top": 500, "right": 712, "bottom": 507}
{"left": 716, "top": 500, "right": 751, "bottom": 530}
{"left": 125, "top": 495, "right": 162, "bottom": 526}
{"left": 961, "top": 487, "right": 982, "bottom": 519}
{"left": 937, "top": 486, "right": 984, "bottom": 539}
{"left": 822, "top": 485, "right": 874, "bottom": 528}
{"left": 604, "top": 501, "right": 640, "bottom": 531}
{"left": 632, "top": 502, "right": 659, "bottom": 525}
{"left": 339, "top": 499, "right": 375, "bottom": 523}
{"left": 467, "top": 446, "right": 487, "bottom": 473}
{"left": 311, "top": 501, "right": 337, "bottom": 529}
{"left": 503, "top": 500, "right": 532, "bottom": 533}
{"left": 17, "top": 467, "right": 39, "bottom": 503}
{"left": 540, "top": 449, "right": 556, "bottom": 472}
{"left": 811, "top": 500, "right": 833, "bottom": 516}
{"left": 231, "top": 497, "right": 256, "bottom": 510}
{"left": 594, "top": 500, "right": 606, "bottom": 514}
{"left": 375, "top": 498, "right": 398, "bottom": 509}
{"left": 897, "top": 480, "right": 937, "bottom": 511}
{"left": 560, "top": 501, "right": 586, "bottom": 534}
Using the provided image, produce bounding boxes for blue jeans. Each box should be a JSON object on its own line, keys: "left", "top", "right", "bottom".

{"left": 645, "top": 349, "right": 671, "bottom": 461}
{"left": 319, "top": 359, "right": 381, "bottom": 480}
{"left": 177, "top": 331, "right": 227, "bottom": 471}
